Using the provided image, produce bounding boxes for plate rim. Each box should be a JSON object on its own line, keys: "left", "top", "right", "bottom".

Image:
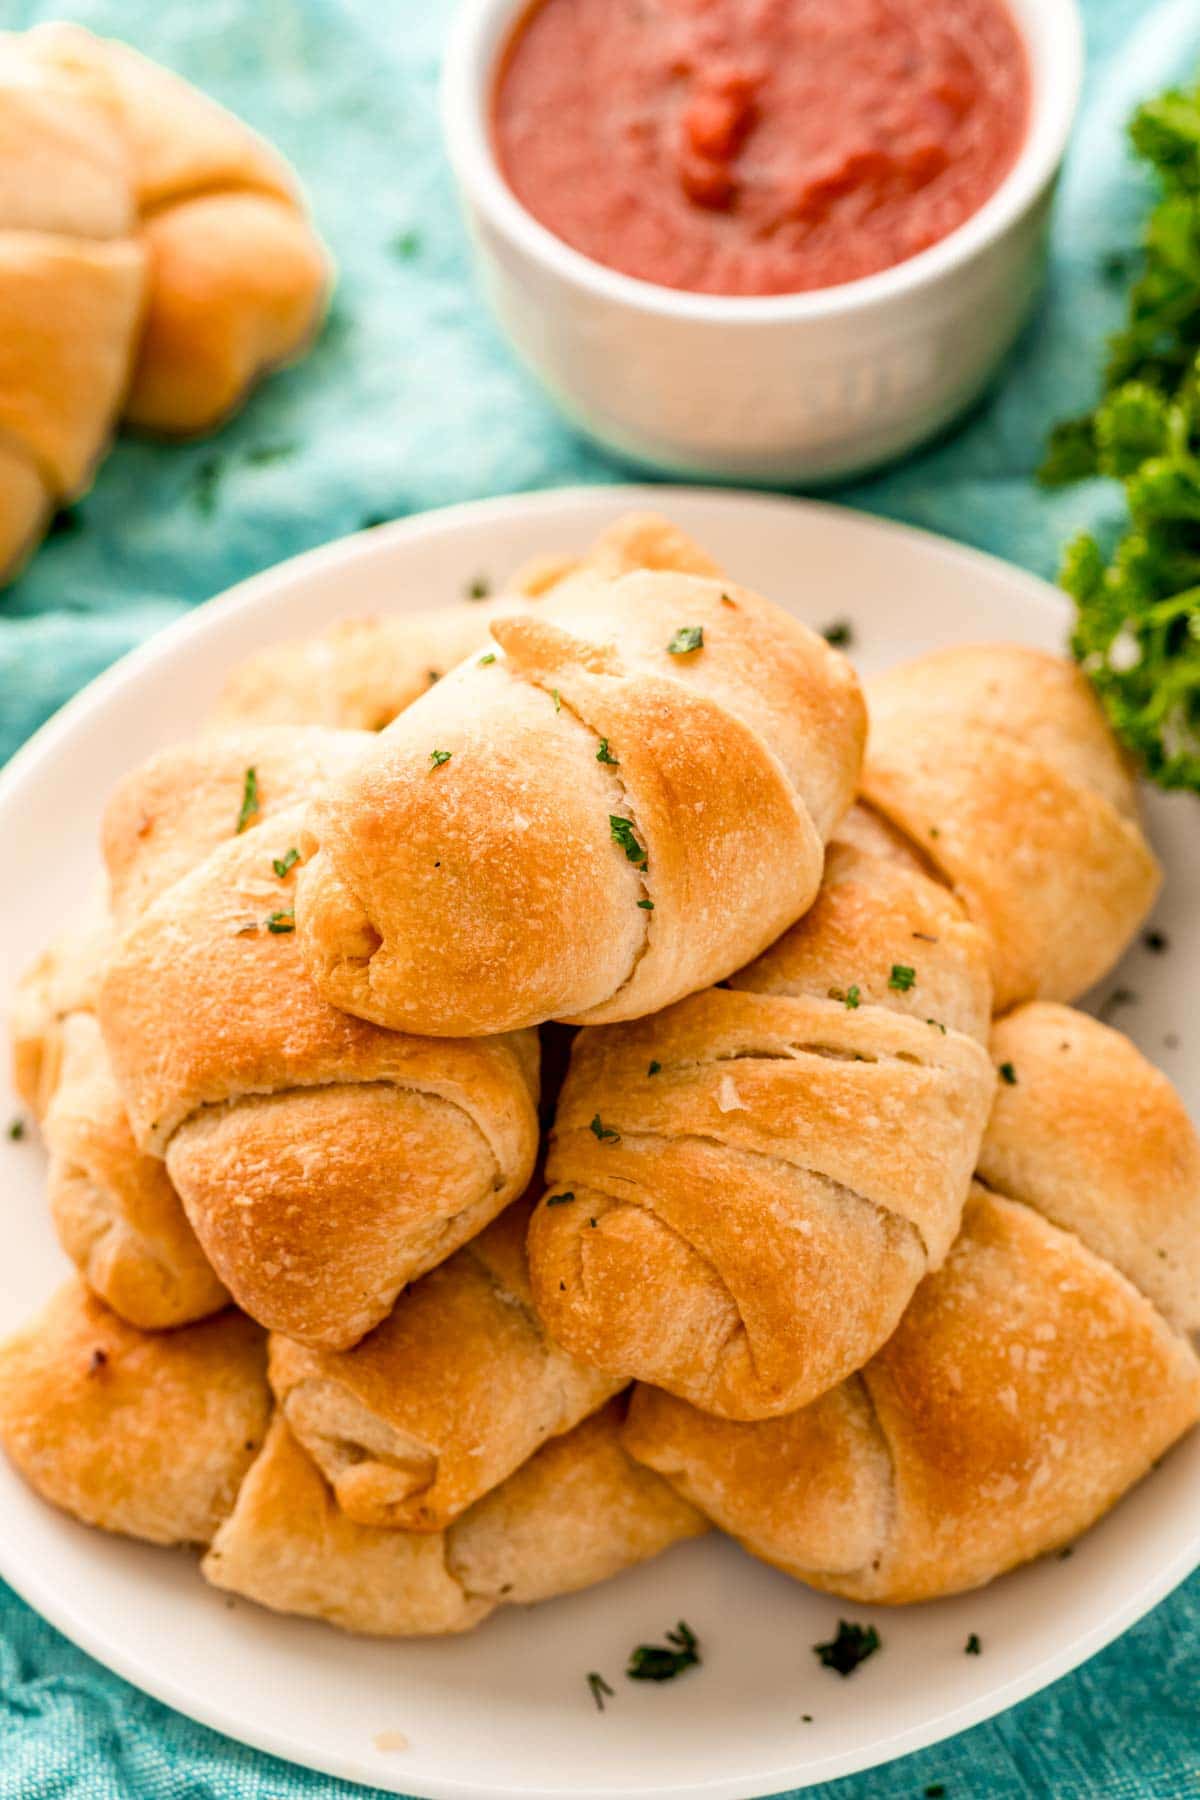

{"left": 4, "top": 483, "right": 1195, "bottom": 1800}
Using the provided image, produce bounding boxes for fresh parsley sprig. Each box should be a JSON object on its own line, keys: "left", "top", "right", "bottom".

{"left": 1039, "top": 78, "right": 1200, "bottom": 792}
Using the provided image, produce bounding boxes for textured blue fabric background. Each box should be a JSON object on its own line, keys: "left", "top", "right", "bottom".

{"left": 2, "top": 0, "right": 1198, "bottom": 1793}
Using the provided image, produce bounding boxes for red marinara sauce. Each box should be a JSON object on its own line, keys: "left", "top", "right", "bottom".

{"left": 492, "top": 0, "right": 1031, "bottom": 297}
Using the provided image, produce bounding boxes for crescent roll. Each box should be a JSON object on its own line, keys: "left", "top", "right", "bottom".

{"left": 9, "top": 891, "right": 113, "bottom": 1121}
{"left": 0, "top": 30, "right": 145, "bottom": 580}
{"left": 203, "top": 1399, "right": 706, "bottom": 1636}
{"left": 268, "top": 1196, "right": 622, "bottom": 1529}
{"left": 18, "top": 728, "right": 368, "bottom": 1327}
{"left": 206, "top": 514, "right": 718, "bottom": 734}
{"left": 861, "top": 646, "right": 1160, "bottom": 1009}
{"left": 528, "top": 811, "right": 995, "bottom": 1419}
{"left": 625, "top": 1005, "right": 1200, "bottom": 1601}
{"left": 25, "top": 23, "right": 330, "bottom": 436}
{"left": 97, "top": 806, "right": 540, "bottom": 1348}
{"left": 0, "top": 1278, "right": 268, "bottom": 1545}
{"left": 296, "top": 529, "right": 866, "bottom": 1036}
{"left": 101, "top": 724, "right": 369, "bottom": 927}
{"left": 43, "top": 1012, "right": 228, "bottom": 1330}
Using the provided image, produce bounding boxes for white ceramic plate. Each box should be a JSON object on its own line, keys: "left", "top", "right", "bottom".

{"left": 1, "top": 486, "right": 1196, "bottom": 1800}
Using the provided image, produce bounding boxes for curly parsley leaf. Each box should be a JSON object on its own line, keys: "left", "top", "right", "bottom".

{"left": 1040, "top": 79, "right": 1200, "bottom": 793}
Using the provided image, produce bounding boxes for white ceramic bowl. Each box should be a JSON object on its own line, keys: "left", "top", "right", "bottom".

{"left": 442, "top": 0, "right": 1083, "bottom": 484}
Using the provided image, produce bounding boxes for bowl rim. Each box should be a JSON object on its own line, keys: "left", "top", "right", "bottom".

{"left": 441, "top": 0, "right": 1085, "bottom": 325}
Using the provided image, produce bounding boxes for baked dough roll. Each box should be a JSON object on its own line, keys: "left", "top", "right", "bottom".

{"left": 861, "top": 646, "right": 1161, "bottom": 1010}
{"left": 0, "top": 30, "right": 146, "bottom": 580}
{"left": 44, "top": 1012, "right": 228, "bottom": 1329}
{"left": 625, "top": 1005, "right": 1200, "bottom": 1601}
{"left": 0, "top": 1278, "right": 268, "bottom": 1546}
{"left": 101, "top": 724, "right": 369, "bottom": 927}
{"left": 18, "top": 728, "right": 367, "bottom": 1326}
{"left": 528, "top": 814, "right": 995, "bottom": 1419}
{"left": 269, "top": 1197, "right": 623, "bottom": 1529}
{"left": 203, "top": 1398, "right": 705, "bottom": 1635}
{"left": 25, "top": 23, "right": 330, "bottom": 436}
{"left": 97, "top": 806, "right": 540, "bottom": 1348}
{"left": 208, "top": 608, "right": 524, "bottom": 735}
{"left": 207, "top": 512, "right": 721, "bottom": 734}
{"left": 9, "top": 891, "right": 113, "bottom": 1120}
{"left": 297, "top": 539, "right": 865, "bottom": 1036}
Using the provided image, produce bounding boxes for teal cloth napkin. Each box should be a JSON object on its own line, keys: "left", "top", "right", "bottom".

{"left": 2, "top": 0, "right": 1198, "bottom": 1794}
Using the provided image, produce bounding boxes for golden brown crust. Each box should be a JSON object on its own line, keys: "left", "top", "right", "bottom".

{"left": 446, "top": 1396, "right": 708, "bottom": 1604}
{"left": 125, "top": 190, "right": 328, "bottom": 435}
{"left": 981, "top": 1003, "right": 1200, "bottom": 1333}
{"left": 208, "top": 605, "right": 524, "bottom": 733}
{"left": 9, "top": 892, "right": 113, "bottom": 1120}
{"left": 528, "top": 827, "right": 994, "bottom": 1418}
{"left": 862, "top": 646, "right": 1161, "bottom": 1009}
{"left": 297, "top": 518, "right": 865, "bottom": 1035}
{"left": 202, "top": 1400, "right": 704, "bottom": 1635}
{"left": 206, "top": 512, "right": 713, "bottom": 735}
{"left": 0, "top": 1279, "right": 268, "bottom": 1545}
{"left": 26, "top": 23, "right": 330, "bottom": 438}
{"left": 97, "top": 807, "right": 540, "bottom": 1348}
{"left": 0, "top": 30, "right": 147, "bottom": 580}
{"left": 101, "top": 725, "right": 369, "bottom": 927}
{"left": 202, "top": 1415, "right": 492, "bottom": 1637}
{"left": 44, "top": 1013, "right": 227, "bottom": 1328}
{"left": 269, "top": 1197, "right": 622, "bottom": 1529}
{"left": 625, "top": 1012, "right": 1200, "bottom": 1601}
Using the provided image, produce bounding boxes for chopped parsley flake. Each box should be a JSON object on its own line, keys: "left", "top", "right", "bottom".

{"left": 8, "top": 1118, "right": 25, "bottom": 1142}
{"left": 626, "top": 1621, "right": 700, "bottom": 1682}
{"left": 587, "top": 1671, "right": 614, "bottom": 1712}
{"left": 590, "top": 1114, "right": 620, "bottom": 1142}
{"left": 265, "top": 910, "right": 295, "bottom": 934}
{"left": 829, "top": 984, "right": 861, "bottom": 1009}
{"left": 965, "top": 1633, "right": 982, "bottom": 1655}
{"left": 235, "top": 767, "right": 260, "bottom": 834}
{"left": 429, "top": 749, "right": 452, "bottom": 768}
{"left": 552, "top": 689, "right": 562, "bottom": 712}
{"left": 478, "top": 652, "right": 496, "bottom": 666}
{"left": 927, "top": 1018, "right": 947, "bottom": 1034}
{"left": 465, "top": 576, "right": 490, "bottom": 600}
{"left": 609, "top": 816, "right": 647, "bottom": 868}
{"left": 998, "top": 1061, "right": 1018, "bottom": 1085}
{"left": 821, "top": 620, "right": 855, "bottom": 648}
{"left": 888, "top": 964, "right": 916, "bottom": 992}
{"left": 596, "top": 738, "right": 619, "bottom": 765}
{"left": 647, "top": 1060, "right": 662, "bottom": 1076}
{"left": 545, "top": 1192, "right": 576, "bottom": 1207}
{"left": 813, "top": 1620, "right": 881, "bottom": 1676}
{"left": 637, "top": 898, "right": 655, "bottom": 910}
{"left": 1144, "top": 929, "right": 1169, "bottom": 953}
{"left": 272, "top": 848, "right": 300, "bottom": 879}
{"left": 667, "top": 625, "right": 704, "bottom": 655}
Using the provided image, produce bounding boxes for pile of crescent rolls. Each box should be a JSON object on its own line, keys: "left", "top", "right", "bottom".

{"left": 5, "top": 512, "right": 1199, "bottom": 1637}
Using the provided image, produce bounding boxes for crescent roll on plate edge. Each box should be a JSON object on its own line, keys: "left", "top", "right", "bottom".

{"left": 294, "top": 534, "right": 867, "bottom": 1036}
{"left": 32, "top": 728, "right": 372, "bottom": 1329}
{"left": 0, "top": 1282, "right": 705, "bottom": 1636}
{"left": 624, "top": 1004, "right": 1200, "bottom": 1602}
